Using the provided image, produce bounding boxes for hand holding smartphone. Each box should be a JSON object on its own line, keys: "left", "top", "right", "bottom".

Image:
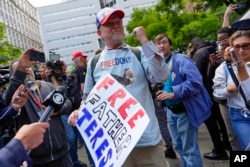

{"left": 229, "top": 48, "right": 242, "bottom": 66}
{"left": 12, "top": 84, "right": 31, "bottom": 107}
{"left": 29, "top": 50, "right": 46, "bottom": 63}
{"left": 18, "top": 81, "right": 34, "bottom": 97}
{"left": 237, "top": 2, "right": 246, "bottom": 9}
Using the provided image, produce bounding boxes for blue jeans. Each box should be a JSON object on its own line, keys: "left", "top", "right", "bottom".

{"left": 61, "top": 115, "right": 79, "bottom": 165}
{"left": 167, "top": 108, "right": 203, "bottom": 167}
{"left": 61, "top": 115, "right": 95, "bottom": 167}
{"left": 229, "top": 107, "right": 250, "bottom": 150}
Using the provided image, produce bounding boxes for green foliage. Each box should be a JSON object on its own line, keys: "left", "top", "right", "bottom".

{"left": 0, "top": 23, "right": 22, "bottom": 65}
{"left": 125, "top": 0, "right": 247, "bottom": 52}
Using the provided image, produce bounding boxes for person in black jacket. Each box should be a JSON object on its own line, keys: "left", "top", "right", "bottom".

{"left": 190, "top": 37, "right": 230, "bottom": 160}
{"left": 2, "top": 48, "right": 73, "bottom": 167}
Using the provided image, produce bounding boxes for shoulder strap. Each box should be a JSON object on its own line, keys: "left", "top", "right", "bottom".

{"left": 224, "top": 63, "right": 229, "bottom": 80}
{"left": 130, "top": 47, "right": 141, "bottom": 62}
{"left": 90, "top": 54, "right": 101, "bottom": 82}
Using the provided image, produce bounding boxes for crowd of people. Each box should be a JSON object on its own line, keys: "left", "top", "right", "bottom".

{"left": 0, "top": 4, "right": 250, "bottom": 167}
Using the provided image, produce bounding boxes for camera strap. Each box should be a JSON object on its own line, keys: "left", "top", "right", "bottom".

{"left": 226, "top": 62, "right": 250, "bottom": 110}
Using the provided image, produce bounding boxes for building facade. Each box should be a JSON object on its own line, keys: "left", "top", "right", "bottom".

{"left": 0, "top": 0, "right": 43, "bottom": 51}
{"left": 37, "top": 0, "right": 159, "bottom": 70}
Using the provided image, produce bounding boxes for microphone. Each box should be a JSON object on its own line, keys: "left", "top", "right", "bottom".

{"left": 39, "top": 86, "right": 66, "bottom": 122}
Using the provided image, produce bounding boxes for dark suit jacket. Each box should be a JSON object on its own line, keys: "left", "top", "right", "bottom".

{"left": 0, "top": 138, "right": 32, "bottom": 167}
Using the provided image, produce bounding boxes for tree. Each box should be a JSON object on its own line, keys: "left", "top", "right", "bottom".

{"left": 0, "top": 23, "right": 22, "bottom": 65}
{"left": 158, "top": 0, "right": 249, "bottom": 14}
{"left": 125, "top": 0, "right": 247, "bottom": 52}
{"left": 125, "top": 7, "right": 221, "bottom": 52}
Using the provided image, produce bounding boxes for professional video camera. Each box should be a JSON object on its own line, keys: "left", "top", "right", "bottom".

{"left": 0, "top": 74, "right": 9, "bottom": 87}
{"left": 46, "top": 60, "right": 64, "bottom": 76}
{"left": 0, "top": 66, "right": 10, "bottom": 87}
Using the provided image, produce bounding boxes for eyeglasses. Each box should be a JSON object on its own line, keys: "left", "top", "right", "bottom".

{"left": 233, "top": 43, "right": 250, "bottom": 51}
{"left": 157, "top": 40, "right": 169, "bottom": 45}
{"left": 216, "top": 39, "right": 229, "bottom": 45}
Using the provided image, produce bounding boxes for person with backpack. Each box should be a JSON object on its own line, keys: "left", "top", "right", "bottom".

{"left": 70, "top": 51, "right": 88, "bottom": 109}
{"left": 65, "top": 51, "right": 93, "bottom": 167}
{"left": 68, "top": 7, "right": 169, "bottom": 167}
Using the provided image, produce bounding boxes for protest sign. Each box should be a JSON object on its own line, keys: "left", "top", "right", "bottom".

{"left": 76, "top": 73, "right": 149, "bottom": 167}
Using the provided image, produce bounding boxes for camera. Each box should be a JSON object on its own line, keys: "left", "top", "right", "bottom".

{"left": 0, "top": 74, "right": 9, "bottom": 87}
{"left": 151, "top": 83, "right": 164, "bottom": 97}
{"left": 46, "top": 60, "right": 64, "bottom": 76}
{"left": 151, "top": 83, "right": 166, "bottom": 108}
{"left": 33, "top": 65, "right": 42, "bottom": 80}
{"left": 0, "top": 66, "right": 10, "bottom": 87}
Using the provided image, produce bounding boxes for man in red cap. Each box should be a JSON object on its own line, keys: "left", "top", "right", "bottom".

{"left": 72, "top": 51, "right": 88, "bottom": 68}
{"left": 64, "top": 50, "right": 89, "bottom": 167}
{"left": 71, "top": 51, "right": 88, "bottom": 95}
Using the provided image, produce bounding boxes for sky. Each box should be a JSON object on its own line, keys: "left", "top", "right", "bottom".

{"left": 28, "top": 0, "right": 63, "bottom": 7}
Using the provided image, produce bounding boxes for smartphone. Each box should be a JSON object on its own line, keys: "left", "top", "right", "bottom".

{"left": 19, "top": 82, "right": 32, "bottom": 94}
{"left": 29, "top": 50, "right": 46, "bottom": 63}
{"left": 16, "top": 83, "right": 30, "bottom": 99}
{"left": 229, "top": 48, "right": 241, "bottom": 65}
{"left": 207, "top": 46, "right": 216, "bottom": 54}
{"left": 237, "top": 2, "right": 246, "bottom": 9}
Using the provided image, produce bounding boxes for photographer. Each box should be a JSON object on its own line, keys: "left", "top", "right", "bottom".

{"left": 2, "top": 49, "right": 73, "bottom": 167}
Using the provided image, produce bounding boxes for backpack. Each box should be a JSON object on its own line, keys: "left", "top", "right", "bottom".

{"left": 66, "top": 67, "right": 85, "bottom": 110}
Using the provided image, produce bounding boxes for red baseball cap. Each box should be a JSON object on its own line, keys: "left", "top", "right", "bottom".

{"left": 96, "top": 7, "right": 124, "bottom": 29}
{"left": 72, "top": 51, "right": 88, "bottom": 61}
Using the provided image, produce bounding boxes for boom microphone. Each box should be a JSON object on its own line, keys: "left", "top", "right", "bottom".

{"left": 39, "top": 86, "right": 66, "bottom": 122}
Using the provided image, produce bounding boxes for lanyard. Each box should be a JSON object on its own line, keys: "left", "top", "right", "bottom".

{"left": 30, "top": 82, "right": 42, "bottom": 109}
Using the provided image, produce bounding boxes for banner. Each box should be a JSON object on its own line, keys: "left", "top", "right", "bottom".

{"left": 76, "top": 73, "right": 149, "bottom": 167}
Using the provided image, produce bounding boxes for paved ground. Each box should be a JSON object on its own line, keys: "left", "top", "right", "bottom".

{"left": 78, "top": 124, "right": 230, "bottom": 167}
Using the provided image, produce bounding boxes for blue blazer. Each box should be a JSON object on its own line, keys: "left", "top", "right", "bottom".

{"left": 0, "top": 138, "right": 32, "bottom": 167}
